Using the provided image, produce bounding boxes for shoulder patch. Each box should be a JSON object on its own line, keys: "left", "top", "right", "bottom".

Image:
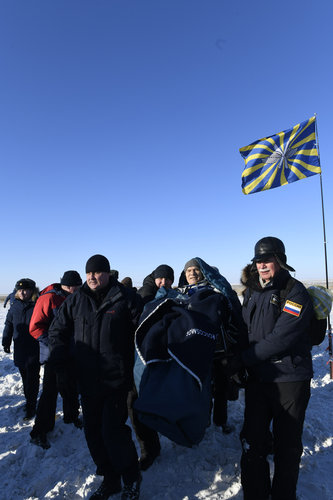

{"left": 283, "top": 300, "right": 303, "bottom": 317}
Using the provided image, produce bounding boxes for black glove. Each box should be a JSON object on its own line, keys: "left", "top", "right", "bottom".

{"left": 230, "top": 367, "right": 248, "bottom": 388}
{"left": 223, "top": 351, "right": 244, "bottom": 377}
{"left": 3, "top": 346, "right": 10, "bottom": 354}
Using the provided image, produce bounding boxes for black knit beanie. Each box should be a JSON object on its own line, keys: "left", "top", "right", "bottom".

{"left": 85, "top": 254, "right": 110, "bottom": 273}
{"left": 153, "top": 265, "right": 174, "bottom": 282}
{"left": 60, "top": 270, "right": 82, "bottom": 286}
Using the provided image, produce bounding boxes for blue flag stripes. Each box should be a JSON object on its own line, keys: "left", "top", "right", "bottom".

{"left": 240, "top": 116, "right": 321, "bottom": 195}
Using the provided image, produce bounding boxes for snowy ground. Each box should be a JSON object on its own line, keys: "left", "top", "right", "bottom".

{"left": 1, "top": 305, "right": 332, "bottom": 500}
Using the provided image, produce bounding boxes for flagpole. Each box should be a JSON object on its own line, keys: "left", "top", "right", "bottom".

{"left": 314, "top": 113, "right": 333, "bottom": 379}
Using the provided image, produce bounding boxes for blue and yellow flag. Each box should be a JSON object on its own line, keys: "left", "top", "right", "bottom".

{"left": 240, "top": 116, "right": 321, "bottom": 195}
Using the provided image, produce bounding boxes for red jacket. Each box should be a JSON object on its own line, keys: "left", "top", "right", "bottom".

{"left": 29, "top": 283, "right": 68, "bottom": 362}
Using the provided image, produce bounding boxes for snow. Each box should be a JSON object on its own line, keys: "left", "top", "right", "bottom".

{"left": 1, "top": 306, "right": 332, "bottom": 500}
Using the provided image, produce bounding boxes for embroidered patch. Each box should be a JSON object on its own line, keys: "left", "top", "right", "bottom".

{"left": 283, "top": 300, "right": 303, "bottom": 317}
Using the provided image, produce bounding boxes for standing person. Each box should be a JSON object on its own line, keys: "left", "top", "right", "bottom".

{"left": 138, "top": 264, "right": 174, "bottom": 304}
{"left": 121, "top": 277, "right": 135, "bottom": 289}
{"left": 239, "top": 237, "right": 314, "bottom": 500}
{"left": 2, "top": 278, "right": 40, "bottom": 420}
{"left": 48, "top": 254, "right": 143, "bottom": 500}
{"left": 29, "top": 270, "right": 83, "bottom": 449}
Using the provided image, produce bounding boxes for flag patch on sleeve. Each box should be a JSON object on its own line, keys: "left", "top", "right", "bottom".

{"left": 283, "top": 300, "right": 303, "bottom": 317}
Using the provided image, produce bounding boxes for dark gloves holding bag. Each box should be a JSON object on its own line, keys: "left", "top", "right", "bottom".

{"left": 225, "top": 351, "right": 244, "bottom": 376}
{"left": 3, "top": 345, "right": 11, "bottom": 354}
{"left": 221, "top": 351, "right": 248, "bottom": 388}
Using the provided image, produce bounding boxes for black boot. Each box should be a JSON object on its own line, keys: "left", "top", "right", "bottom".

{"left": 89, "top": 477, "right": 122, "bottom": 499}
{"left": 121, "top": 475, "right": 142, "bottom": 500}
{"left": 23, "top": 407, "right": 36, "bottom": 421}
{"left": 138, "top": 449, "right": 160, "bottom": 471}
{"left": 30, "top": 432, "right": 50, "bottom": 449}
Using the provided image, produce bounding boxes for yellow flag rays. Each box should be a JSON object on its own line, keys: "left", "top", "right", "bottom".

{"left": 240, "top": 117, "right": 321, "bottom": 195}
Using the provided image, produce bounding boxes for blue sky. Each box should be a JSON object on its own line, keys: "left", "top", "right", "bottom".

{"left": 1, "top": 0, "right": 332, "bottom": 292}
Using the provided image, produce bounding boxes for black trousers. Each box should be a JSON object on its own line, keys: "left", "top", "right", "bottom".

{"left": 31, "top": 361, "right": 80, "bottom": 435}
{"left": 240, "top": 379, "right": 311, "bottom": 500}
{"left": 18, "top": 361, "right": 40, "bottom": 411}
{"left": 127, "top": 385, "right": 161, "bottom": 457}
{"left": 211, "top": 360, "right": 229, "bottom": 426}
{"left": 81, "top": 387, "right": 140, "bottom": 485}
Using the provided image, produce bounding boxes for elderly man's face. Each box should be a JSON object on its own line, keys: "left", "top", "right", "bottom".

{"left": 86, "top": 271, "right": 110, "bottom": 291}
{"left": 154, "top": 277, "right": 173, "bottom": 289}
{"left": 256, "top": 256, "right": 281, "bottom": 282}
{"left": 185, "top": 266, "right": 204, "bottom": 285}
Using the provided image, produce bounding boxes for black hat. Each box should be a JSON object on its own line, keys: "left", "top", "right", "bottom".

{"left": 153, "top": 265, "right": 174, "bottom": 282}
{"left": 252, "top": 236, "right": 295, "bottom": 272}
{"left": 121, "top": 277, "right": 133, "bottom": 288}
{"left": 15, "top": 278, "right": 36, "bottom": 290}
{"left": 85, "top": 254, "right": 110, "bottom": 273}
{"left": 60, "top": 270, "right": 82, "bottom": 286}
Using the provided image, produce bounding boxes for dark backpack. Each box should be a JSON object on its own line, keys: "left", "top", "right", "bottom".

{"left": 279, "top": 278, "right": 328, "bottom": 347}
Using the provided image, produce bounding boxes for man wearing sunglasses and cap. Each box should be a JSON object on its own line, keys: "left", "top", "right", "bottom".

{"left": 239, "top": 237, "right": 314, "bottom": 500}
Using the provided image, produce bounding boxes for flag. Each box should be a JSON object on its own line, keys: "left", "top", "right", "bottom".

{"left": 240, "top": 116, "right": 321, "bottom": 195}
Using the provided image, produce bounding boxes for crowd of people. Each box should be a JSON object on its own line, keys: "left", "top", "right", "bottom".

{"left": 2, "top": 236, "right": 324, "bottom": 500}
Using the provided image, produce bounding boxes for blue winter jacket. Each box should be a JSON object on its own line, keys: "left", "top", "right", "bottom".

{"left": 2, "top": 298, "right": 39, "bottom": 367}
{"left": 134, "top": 289, "right": 227, "bottom": 447}
{"left": 242, "top": 269, "right": 313, "bottom": 382}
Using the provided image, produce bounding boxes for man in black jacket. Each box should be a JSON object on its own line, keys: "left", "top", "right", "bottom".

{"left": 138, "top": 264, "right": 174, "bottom": 304}
{"left": 48, "top": 254, "right": 143, "bottom": 500}
{"left": 240, "top": 237, "right": 313, "bottom": 500}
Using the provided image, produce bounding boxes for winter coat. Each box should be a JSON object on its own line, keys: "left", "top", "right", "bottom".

{"left": 48, "top": 278, "right": 143, "bottom": 395}
{"left": 241, "top": 269, "right": 313, "bottom": 383}
{"left": 134, "top": 279, "right": 247, "bottom": 447}
{"left": 29, "top": 283, "right": 69, "bottom": 363}
{"left": 2, "top": 298, "right": 39, "bottom": 367}
{"left": 134, "top": 289, "right": 220, "bottom": 447}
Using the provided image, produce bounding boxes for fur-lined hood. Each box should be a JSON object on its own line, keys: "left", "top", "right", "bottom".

{"left": 240, "top": 263, "right": 261, "bottom": 295}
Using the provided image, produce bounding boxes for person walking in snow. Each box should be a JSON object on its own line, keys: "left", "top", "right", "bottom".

{"left": 29, "top": 270, "right": 83, "bottom": 449}
{"left": 239, "top": 236, "right": 314, "bottom": 500}
{"left": 2, "top": 278, "right": 40, "bottom": 420}
{"left": 48, "top": 254, "right": 143, "bottom": 500}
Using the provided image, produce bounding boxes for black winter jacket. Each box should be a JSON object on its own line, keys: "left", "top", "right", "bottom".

{"left": 2, "top": 298, "right": 39, "bottom": 367}
{"left": 138, "top": 272, "right": 158, "bottom": 304}
{"left": 242, "top": 269, "right": 313, "bottom": 383}
{"left": 48, "top": 278, "right": 143, "bottom": 395}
